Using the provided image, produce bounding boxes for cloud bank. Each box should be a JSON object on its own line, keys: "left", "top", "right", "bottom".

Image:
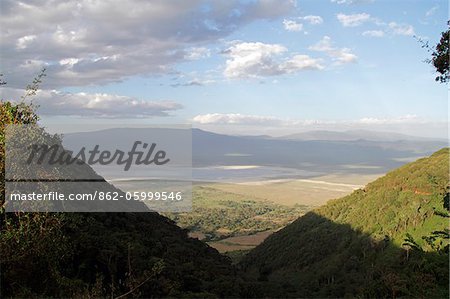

{"left": 1, "top": 0, "right": 296, "bottom": 88}
{"left": 192, "top": 113, "right": 425, "bottom": 126}
{"left": 223, "top": 42, "right": 324, "bottom": 79}
{"left": 337, "top": 13, "right": 371, "bottom": 27}
{"left": 191, "top": 113, "right": 447, "bottom": 139}
{"left": 2, "top": 88, "right": 182, "bottom": 118}
{"left": 309, "top": 36, "right": 357, "bottom": 64}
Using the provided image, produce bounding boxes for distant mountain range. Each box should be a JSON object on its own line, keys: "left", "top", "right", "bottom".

{"left": 279, "top": 129, "right": 447, "bottom": 142}
{"left": 192, "top": 129, "right": 446, "bottom": 173}
{"left": 62, "top": 128, "right": 447, "bottom": 177}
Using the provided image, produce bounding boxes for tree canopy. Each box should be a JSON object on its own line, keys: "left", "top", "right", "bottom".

{"left": 431, "top": 21, "right": 449, "bottom": 83}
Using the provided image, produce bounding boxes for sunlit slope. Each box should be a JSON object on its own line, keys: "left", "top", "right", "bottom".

{"left": 240, "top": 148, "right": 449, "bottom": 298}
{"left": 317, "top": 147, "right": 449, "bottom": 245}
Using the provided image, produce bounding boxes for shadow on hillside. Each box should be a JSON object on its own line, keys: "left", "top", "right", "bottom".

{"left": 0, "top": 211, "right": 245, "bottom": 298}
{"left": 239, "top": 212, "right": 449, "bottom": 298}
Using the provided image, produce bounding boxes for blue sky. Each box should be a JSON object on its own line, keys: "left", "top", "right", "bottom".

{"left": 1, "top": 0, "right": 448, "bottom": 137}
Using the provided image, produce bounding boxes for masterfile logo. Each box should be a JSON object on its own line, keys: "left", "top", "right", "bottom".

{"left": 27, "top": 141, "right": 171, "bottom": 171}
{"left": 5, "top": 124, "right": 192, "bottom": 213}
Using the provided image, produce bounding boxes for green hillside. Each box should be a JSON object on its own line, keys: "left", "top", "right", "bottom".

{"left": 240, "top": 149, "right": 449, "bottom": 298}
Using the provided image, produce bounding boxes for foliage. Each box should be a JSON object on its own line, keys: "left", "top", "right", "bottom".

{"left": 418, "top": 21, "right": 449, "bottom": 83}
{"left": 166, "top": 186, "right": 309, "bottom": 241}
{"left": 431, "top": 21, "right": 449, "bottom": 83}
{"left": 422, "top": 21, "right": 450, "bottom": 83}
{"left": 0, "top": 75, "right": 244, "bottom": 298}
{"left": 21, "top": 68, "right": 46, "bottom": 101}
{"left": 0, "top": 74, "right": 6, "bottom": 86}
{"left": 0, "top": 73, "right": 73, "bottom": 297}
{"left": 240, "top": 149, "right": 450, "bottom": 298}
{"left": 0, "top": 71, "right": 42, "bottom": 207}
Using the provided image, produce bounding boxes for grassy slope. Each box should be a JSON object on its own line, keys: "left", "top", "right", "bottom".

{"left": 318, "top": 147, "right": 449, "bottom": 247}
{"left": 240, "top": 148, "right": 449, "bottom": 298}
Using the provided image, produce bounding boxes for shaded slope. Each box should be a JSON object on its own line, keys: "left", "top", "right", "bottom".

{"left": 1, "top": 211, "right": 242, "bottom": 298}
{"left": 240, "top": 148, "right": 449, "bottom": 298}
{"left": 1, "top": 127, "right": 240, "bottom": 298}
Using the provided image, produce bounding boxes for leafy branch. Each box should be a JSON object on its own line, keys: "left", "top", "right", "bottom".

{"left": 21, "top": 68, "right": 46, "bottom": 102}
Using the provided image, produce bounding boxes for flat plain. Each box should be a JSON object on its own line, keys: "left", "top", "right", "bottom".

{"left": 171, "top": 173, "right": 382, "bottom": 253}
{"left": 207, "top": 173, "right": 381, "bottom": 206}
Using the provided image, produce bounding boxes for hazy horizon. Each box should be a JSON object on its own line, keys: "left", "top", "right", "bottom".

{"left": 1, "top": 0, "right": 448, "bottom": 139}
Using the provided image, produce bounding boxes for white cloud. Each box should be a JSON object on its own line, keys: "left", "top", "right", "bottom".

{"left": 309, "top": 36, "right": 357, "bottom": 64}
{"left": 192, "top": 113, "right": 446, "bottom": 138}
{"left": 388, "top": 22, "right": 415, "bottom": 36}
{"left": 425, "top": 5, "right": 439, "bottom": 17}
{"left": 170, "top": 78, "right": 215, "bottom": 87}
{"left": 309, "top": 36, "right": 334, "bottom": 52}
{"left": 301, "top": 15, "right": 323, "bottom": 25}
{"left": 331, "top": 0, "right": 374, "bottom": 4}
{"left": 223, "top": 41, "right": 323, "bottom": 79}
{"left": 192, "top": 113, "right": 425, "bottom": 126}
{"left": 2, "top": 88, "right": 182, "bottom": 118}
{"left": 1, "top": 0, "right": 296, "bottom": 88}
{"left": 59, "top": 58, "right": 80, "bottom": 66}
{"left": 337, "top": 13, "right": 371, "bottom": 27}
{"left": 357, "top": 115, "right": 421, "bottom": 124}
{"left": 283, "top": 19, "right": 303, "bottom": 31}
{"left": 335, "top": 51, "right": 358, "bottom": 64}
{"left": 192, "top": 113, "right": 284, "bottom": 125}
{"left": 362, "top": 30, "right": 384, "bottom": 37}
{"left": 223, "top": 42, "right": 287, "bottom": 78}
{"left": 335, "top": 12, "right": 415, "bottom": 38}
{"left": 283, "top": 15, "right": 323, "bottom": 32}
{"left": 16, "top": 35, "right": 37, "bottom": 50}
{"left": 280, "top": 55, "right": 325, "bottom": 72}
{"left": 184, "top": 47, "right": 211, "bottom": 60}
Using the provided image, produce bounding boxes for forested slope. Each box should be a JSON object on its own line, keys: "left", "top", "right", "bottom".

{"left": 240, "top": 148, "right": 449, "bottom": 298}
{"left": 0, "top": 101, "right": 242, "bottom": 298}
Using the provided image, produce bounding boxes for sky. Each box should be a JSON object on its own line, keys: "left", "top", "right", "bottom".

{"left": 0, "top": 0, "right": 448, "bottom": 138}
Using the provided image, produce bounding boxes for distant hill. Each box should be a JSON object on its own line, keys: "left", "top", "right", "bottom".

{"left": 63, "top": 128, "right": 446, "bottom": 176}
{"left": 240, "top": 148, "right": 449, "bottom": 298}
{"left": 192, "top": 129, "right": 445, "bottom": 172}
{"left": 280, "top": 129, "right": 446, "bottom": 142}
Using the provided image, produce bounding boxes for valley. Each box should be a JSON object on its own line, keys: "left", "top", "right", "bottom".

{"left": 165, "top": 172, "right": 380, "bottom": 254}
{"left": 2, "top": 103, "right": 448, "bottom": 297}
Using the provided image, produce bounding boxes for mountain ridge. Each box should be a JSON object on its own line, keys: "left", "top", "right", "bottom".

{"left": 62, "top": 128, "right": 446, "bottom": 175}
{"left": 279, "top": 129, "right": 447, "bottom": 142}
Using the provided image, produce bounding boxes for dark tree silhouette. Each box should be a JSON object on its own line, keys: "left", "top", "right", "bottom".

{"left": 0, "top": 74, "right": 6, "bottom": 86}
{"left": 431, "top": 21, "right": 449, "bottom": 83}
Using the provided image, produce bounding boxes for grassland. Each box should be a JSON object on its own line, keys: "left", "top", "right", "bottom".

{"left": 165, "top": 186, "right": 310, "bottom": 242}
{"left": 208, "top": 173, "right": 381, "bottom": 206}
{"left": 207, "top": 230, "right": 274, "bottom": 253}
{"left": 166, "top": 173, "right": 380, "bottom": 253}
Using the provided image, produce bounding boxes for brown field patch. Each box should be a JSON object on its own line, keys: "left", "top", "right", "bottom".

{"left": 208, "top": 230, "right": 274, "bottom": 253}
